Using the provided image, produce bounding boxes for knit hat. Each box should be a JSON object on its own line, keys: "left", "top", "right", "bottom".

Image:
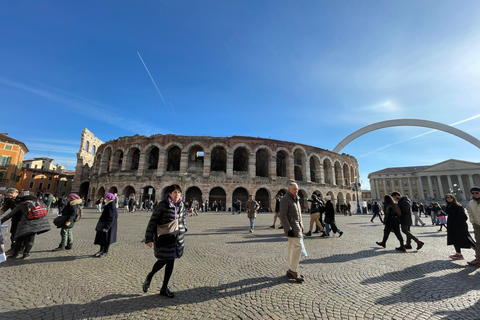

{"left": 470, "top": 186, "right": 480, "bottom": 192}
{"left": 104, "top": 193, "right": 116, "bottom": 200}
{"left": 67, "top": 193, "right": 81, "bottom": 201}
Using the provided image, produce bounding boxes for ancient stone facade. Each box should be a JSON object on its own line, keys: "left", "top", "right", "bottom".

{"left": 85, "top": 133, "right": 360, "bottom": 211}
{"left": 71, "top": 128, "right": 103, "bottom": 196}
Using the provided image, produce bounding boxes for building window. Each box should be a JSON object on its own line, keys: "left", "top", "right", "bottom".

{"left": 39, "top": 183, "right": 43, "bottom": 190}
{"left": 47, "top": 184, "right": 51, "bottom": 190}
{"left": 92, "top": 145, "right": 96, "bottom": 155}
{"left": 0, "top": 156, "right": 11, "bottom": 167}
{"left": 31, "top": 174, "right": 35, "bottom": 179}
{"left": 379, "top": 181, "right": 383, "bottom": 187}
{"left": 41, "top": 175, "right": 45, "bottom": 179}
{"left": 49, "top": 176, "right": 52, "bottom": 181}
{"left": 403, "top": 179, "right": 407, "bottom": 186}
{"left": 4, "top": 145, "right": 12, "bottom": 150}
{"left": 85, "top": 141, "right": 90, "bottom": 152}
{"left": 412, "top": 180, "right": 416, "bottom": 185}
{"left": 386, "top": 180, "right": 390, "bottom": 187}
{"left": 394, "top": 180, "right": 398, "bottom": 186}
{"left": 29, "top": 182, "right": 34, "bottom": 188}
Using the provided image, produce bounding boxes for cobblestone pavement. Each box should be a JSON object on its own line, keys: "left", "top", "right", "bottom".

{"left": 2, "top": 208, "right": 480, "bottom": 320}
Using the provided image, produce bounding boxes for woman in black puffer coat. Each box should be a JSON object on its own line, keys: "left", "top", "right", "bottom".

{"left": 143, "top": 184, "right": 187, "bottom": 298}
{"left": 1, "top": 194, "right": 51, "bottom": 259}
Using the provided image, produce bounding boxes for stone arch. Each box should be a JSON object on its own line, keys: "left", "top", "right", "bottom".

{"left": 233, "top": 146, "right": 249, "bottom": 172}
{"left": 313, "top": 189, "right": 323, "bottom": 199}
{"left": 97, "top": 186, "right": 106, "bottom": 197}
{"left": 166, "top": 145, "right": 181, "bottom": 172}
{"left": 145, "top": 145, "right": 160, "bottom": 170}
{"left": 309, "top": 154, "right": 321, "bottom": 183}
{"left": 79, "top": 181, "right": 89, "bottom": 200}
{"left": 186, "top": 186, "right": 202, "bottom": 204}
{"left": 125, "top": 144, "right": 141, "bottom": 171}
{"left": 85, "top": 141, "right": 89, "bottom": 152}
{"left": 293, "top": 148, "right": 306, "bottom": 181}
{"left": 232, "top": 187, "right": 249, "bottom": 210}
{"left": 92, "top": 145, "right": 96, "bottom": 155}
{"left": 343, "top": 163, "right": 351, "bottom": 186}
{"left": 333, "top": 119, "right": 480, "bottom": 153}
{"left": 255, "top": 187, "right": 270, "bottom": 211}
{"left": 186, "top": 143, "right": 204, "bottom": 174}
{"left": 95, "top": 153, "right": 102, "bottom": 174}
{"left": 209, "top": 186, "right": 226, "bottom": 210}
{"left": 276, "top": 149, "right": 289, "bottom": 177}
{"left": 141, "top": 185, "right": 156, "bottom": 203}
{"left": 298, "top": 188, "right": 308, "bottom": 212}
{"left": 102, "top": 146, "right": 113, "bottom": 173}
{"left": 337, "top": 192, "right": 345, "bottom": 205}
{"left": 124, "top": 186, "right": 136, "bottom": 199}
{"left": 111, "top": 148, "right": 124, "bottom": 172}
{"left": 255, "top": 148, "right": 270, "bottom": 177}
{"left": 334, "top": 160, "right": 342, "bottom": 185}
{"left": 210, "top": 144, "right": 227, "bottom": 173}
{"left": 323, "top": 157, "right": 333, "bottom": 184}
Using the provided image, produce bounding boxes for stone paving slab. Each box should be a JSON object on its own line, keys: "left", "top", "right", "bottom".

{"left": 1, "top": 209, "right": 480, "bottom": 319}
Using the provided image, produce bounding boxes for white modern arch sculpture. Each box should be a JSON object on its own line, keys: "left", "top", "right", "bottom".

{"left": 333, "top": 119, "right": 480, "bottom": 153}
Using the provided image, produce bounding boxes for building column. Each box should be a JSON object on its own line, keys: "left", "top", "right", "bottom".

{"left": 338, "top": 168, "right": 344, "bottom": 186}
{"left": 179, "top": 151, "right": 188, "bottom": 174}
{"left": 203, "top": 151, "right": 211, "bottom": 177}
{"left": 407, "top": 178, "right": 413, "bottom": 199}
{"left": 269, "top": 154, "right": 276, "bottom": 178}
{"left": 137, "top": 152, "right": 147, "bottom": 176}
{"left": 437, "top": 176, "right": 445, "bottom": 198}
{"left": 305, "top": 159, "right": 311, "bottom": 182}
{"left": 249, "top": 152, "right": 256, "bottom": 178}
{"left": 226, "top": 151, "right": 233, "bottom": 178}
{"left": 447, "top": 175, "right": 453, "bottom": 192}
{"left": 287, "top": 156, "right": 294, "bottom": 180}
{"left": 157, "top": 149, "right": 166, "bottom": 176}
{"left": 319, "top": 165, "right": 325, "bottom": 184}
{"left": 469, "top": 175, "right": 475, "bottom": 190}
{"left": 457, "top": 175, "right": 465, "bottom": 201}
{"left": 418, "top": 177, "right": 425, "bottom": 201}
{"left": 331, "top": 166, "right": 337, "bottom": 186}
{"left": 427, "top": 176, "right": 434, "bottom": 199}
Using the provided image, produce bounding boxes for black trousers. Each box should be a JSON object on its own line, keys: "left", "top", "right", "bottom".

{"left": 400, "top": 224, "right": 419, "bottom": 244}
{"left": 382, "top": 224, "right": 404, "bottom": 246}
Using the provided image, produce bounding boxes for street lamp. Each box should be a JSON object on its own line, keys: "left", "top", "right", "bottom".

{"left": 449, "top": 183, "right": 463, "bottom": 201}
{"left": 352, "top": 181, "right": 361, "bottom": 214}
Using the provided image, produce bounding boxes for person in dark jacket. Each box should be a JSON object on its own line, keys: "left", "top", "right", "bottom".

{"left": 445, "top": 193, "right": 475, "bottom": 259}
{"left": 1, "top": 193, "right": 51, "bottom": 259}
{"left": 143, "top": 184, "right": 187, "bottom": 298}
{"left": 270, "top": 194, "right": 283, "bottom": 229}
{"left": 93, "top": 193, "right": 118, "bottom": 257}
{"left": 52, "top": 193, "right": 82, "bottom": 251}
{"left": 371, "top": 201, "right": 383, "bottom": 223}
{"left": 324, "top": 196, "right": 344, "bottom": 237}
{"left": 1, "top": 188, "right": 19, "bottom": 255}
{"left": 304, "top": 194, "right": 327, "bottom": 237}
{"left": 391, "top": 192, "right": 424, "bottom": 250}
{"left": 376, "top": 195, "right": 405, "bottom": 251}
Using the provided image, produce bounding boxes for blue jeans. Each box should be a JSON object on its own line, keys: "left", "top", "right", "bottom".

{"left": 250, "top": 218, "right": 255, "bottom": 229}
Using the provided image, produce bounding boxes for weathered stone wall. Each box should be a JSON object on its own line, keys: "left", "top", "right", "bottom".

{"left": 87, "top": 134, "right": 360, "bottom": 211}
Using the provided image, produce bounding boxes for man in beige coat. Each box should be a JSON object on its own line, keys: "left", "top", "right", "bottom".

{"left": 245, "top": 195, "right": 260, "bottom": 233}
{"left": 467, "top": 186, "right": 480, "bottom": 267}
{"left": 279, "top": 182, "right": 305, "bottom": 282}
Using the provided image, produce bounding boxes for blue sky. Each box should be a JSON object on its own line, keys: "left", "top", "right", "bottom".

{"left": 2, "top": 1, "right": 480, "bottom": 189}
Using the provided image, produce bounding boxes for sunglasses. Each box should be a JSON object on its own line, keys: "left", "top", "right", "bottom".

{"left": 472, "top": 191, "right": 480, "bottom": 195}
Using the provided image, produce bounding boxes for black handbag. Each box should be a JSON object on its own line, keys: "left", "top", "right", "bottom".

{"left": 53, "top": 215, "right": 68, "bottom": 228}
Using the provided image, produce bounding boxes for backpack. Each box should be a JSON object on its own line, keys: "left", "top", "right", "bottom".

{"left": 26, "top": 201, "right": 48, "bottom": 220}
{"left": 74, "top": 205, "right": 82, "bottom": 222}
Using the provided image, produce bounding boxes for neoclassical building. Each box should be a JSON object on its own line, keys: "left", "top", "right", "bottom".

{"left": 73, "top": 131, "right": 360, "bottom": 211}
{"left": 368, "top": 159, "right": 480, "bottom": 203}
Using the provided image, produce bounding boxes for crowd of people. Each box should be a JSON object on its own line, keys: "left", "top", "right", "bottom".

{"left": 2, "top": 183, "right": 480, "bottom": 297}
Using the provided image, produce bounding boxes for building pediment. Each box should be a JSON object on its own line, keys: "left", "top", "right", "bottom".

{"left": 421, "top": 159, "right": 480, "bottom": 173}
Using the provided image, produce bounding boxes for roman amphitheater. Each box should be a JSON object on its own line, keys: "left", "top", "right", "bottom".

{"left": 72, "top": 129, "right": 360, "bottom": 211}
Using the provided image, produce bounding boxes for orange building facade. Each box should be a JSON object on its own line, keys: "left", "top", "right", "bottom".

{"left": 0, "top": 133, "right": 29, "bottom": 193}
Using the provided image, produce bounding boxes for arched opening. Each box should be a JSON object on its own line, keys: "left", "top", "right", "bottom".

{"left": 141, "top": 186, "right": 156, "bottom": 207}
{"left": 92, "top": 145, "right": 96, "bottom": 155}
{"left": 294, "top": 149, "right": 305, "bottom": 181}
{"left": 112, "top": 149, "right": 123, "bottom": 171}
{"left": 108, "top": 186, "right": 118, "bottom": 193}
{"left": 337, "top": 192, "right": 345, "bottom": 205}
{"left": 323, "top": 159, "right": 332, "bottom": 184}
{"left": 276, "top": 151, "right": 287, "bottom": 177}
{"left": 186, "top": 186, "right": 202, "bottom": 207}
{"left": 147, "top": 147, "right": 159, "bottom": 170}
{"left": 255, "top": 188, "right": 270, "bottom": 212}
{"left": 97, "top": 187, "right": 106, "bottom": 198}
{"left": 103, "top": 148, "right": 112, "bottom": 173}
{"left": 313, "top": 189, "right": 323, "bottom": 199}
{"left": 233, "top": 147, "right": 249, "bottom": 172}
{"left": 277, "top": 188, "right": 287, "bottom": 197}
{"left": 255, "top": 149, "right": 269, "bottom": 177}
{"left": 209, "top": 187, "right": 226, "bottom": 211}
{"left": 310, "top": 157, "right": 320, "bottom": 183}
{"left": 130, "top": 148, "right": 140, "bottom": 170}
{"left": 232, "top": 187, "right": 249, "bottom": 211}
{"left": 85, "top": 141, "right": 89, "bottom": 152}
{"left": 167, "top": 146, "right": 181, "bottom": 172}
{"left": 79, "top": 181, "right": 89, "bottom": 202}
{"left": 211, "top": 146, "right": 226, "bottom": 172}
{"left": 343, "top": 163, "right": 350, "bottom": 186}
{"left": 187, "top": 145, "right": 204, "bottom": 173}
{"left": 124, "top": 186, "right": 136, "bottom": 200}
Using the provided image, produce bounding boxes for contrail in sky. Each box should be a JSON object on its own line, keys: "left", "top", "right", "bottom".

{"left": 137, "top": 51, "right": 171, "bottom": 111}
{"left": 358, "top": 114, "right": 480, "bottom": 157}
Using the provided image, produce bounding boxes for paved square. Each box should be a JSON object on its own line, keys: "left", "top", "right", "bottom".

{"left": 2, "top": 209, "right": 480, "bottom": 319}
